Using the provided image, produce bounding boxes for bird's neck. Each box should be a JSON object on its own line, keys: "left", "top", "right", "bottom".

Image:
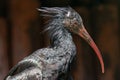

{"left": 51, "top": 29, "right": 73, "bottom": 48}
{"left": 48, "top": 19, "right": 75, "bottom": 50}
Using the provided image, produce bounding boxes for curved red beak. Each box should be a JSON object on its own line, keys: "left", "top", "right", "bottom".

{"left": 78, "top": 24, "right": 104, "bottom": 73}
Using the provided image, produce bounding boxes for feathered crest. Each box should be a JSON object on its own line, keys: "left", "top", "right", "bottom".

{"left": 37, "top": 7, "right": 73, "bottom": 41}
{"left": 37, "top": 7, "right": 73, "bottom": 18}
{"left": 37, "top": 7, "right": 73, "bottom": 34}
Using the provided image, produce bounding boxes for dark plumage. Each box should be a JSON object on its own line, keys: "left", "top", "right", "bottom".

{"left": 4, "top": 7, "right": 104, "bottom": 80}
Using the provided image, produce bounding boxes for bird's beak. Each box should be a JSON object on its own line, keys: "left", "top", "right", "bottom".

{"left": 78, "top": 24, "right": 104, "bottom": 73}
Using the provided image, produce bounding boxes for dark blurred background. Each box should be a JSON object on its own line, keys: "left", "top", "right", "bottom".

{"left": 0, "top": 0, "right": 120, "bottom": 80}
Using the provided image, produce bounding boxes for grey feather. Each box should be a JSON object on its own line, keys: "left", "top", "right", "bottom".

{"left": 5, "top": 7, "right": 77, "bottom": 80}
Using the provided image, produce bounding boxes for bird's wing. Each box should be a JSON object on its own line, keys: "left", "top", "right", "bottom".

{"left": 5, "top": 67, "right": 42, "bottom": 80}
{"left": 4, "top": 61, "right": 42, "bottom": 80}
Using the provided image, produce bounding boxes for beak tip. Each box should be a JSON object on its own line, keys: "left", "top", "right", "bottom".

{"left": 101, "top": 64, "right": 105, "bottom": 73}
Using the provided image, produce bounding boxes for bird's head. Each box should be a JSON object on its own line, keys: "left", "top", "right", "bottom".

{"left": 38, "top": 7, "right": 104, "bottom": 73}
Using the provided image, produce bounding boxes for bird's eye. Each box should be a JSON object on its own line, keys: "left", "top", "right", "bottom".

{"left": 63, "top": 19, "right": 71, "bottom": 27}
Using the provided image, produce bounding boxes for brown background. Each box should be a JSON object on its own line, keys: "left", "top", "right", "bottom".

{"left": 0, "top": 0, "right": 120, "bottom": 80}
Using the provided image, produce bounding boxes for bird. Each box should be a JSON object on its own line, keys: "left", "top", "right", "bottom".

{"left": 4, "top": 7, "right": 104, "bottom": 80}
